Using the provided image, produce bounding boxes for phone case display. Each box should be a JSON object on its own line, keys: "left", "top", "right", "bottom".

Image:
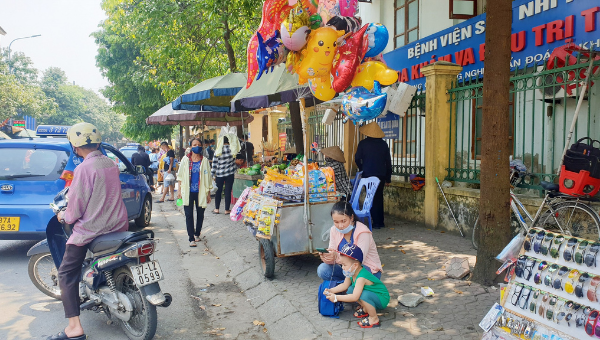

{"left": 242, "top": 192, "right": 282, "bottom": 238}
{"left": 481, "top": 227, "right": 600, "bottom": 340}
{"left": 308, "top": 167, "right": 337, "bottom": 202}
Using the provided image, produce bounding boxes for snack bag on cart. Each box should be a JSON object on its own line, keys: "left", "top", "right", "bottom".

{"left": 230, "top": 187, "right": 252, "bottom": 221}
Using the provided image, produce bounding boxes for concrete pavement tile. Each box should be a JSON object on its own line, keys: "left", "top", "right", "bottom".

{"left": 235, "top": 267, "right": 265, "bottom": 291}
{"left": 257, "top": 294, "right": 299, "bottom": 324}
{"left": 218, "top": 249, "right": 251, "bottom": 278}
{"left": 269, "top": 312, "right": 319, "bottom": 340}
{"left": 245, "top": 281, "right": 279, "bottom": 308}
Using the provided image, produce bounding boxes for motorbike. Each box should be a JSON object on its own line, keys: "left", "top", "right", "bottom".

{"left": 27, "top": 187, "right": 171, "bottom": 340}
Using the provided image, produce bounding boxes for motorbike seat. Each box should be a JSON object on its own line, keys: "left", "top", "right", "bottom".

{"left": 89, "top": 232, "right": 133, "bottom": 255}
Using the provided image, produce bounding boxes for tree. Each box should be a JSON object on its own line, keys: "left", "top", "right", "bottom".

{"left": 0, "top": 63, "right": 56, "bottom": 122}
{"left": 472, "top": 0, "right": 513, "bottom": 285}
{"left": 1, "top": 49, "right": 39, "bottom": 84}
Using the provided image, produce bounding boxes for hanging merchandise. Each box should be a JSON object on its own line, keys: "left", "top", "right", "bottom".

{"left": 364, "top": 23, "right": 389, "bottom": 58}
{"left": 242, "top": 192, "right": 282, "bottom": 237}
{"left": 295, "top": 26, "right": 345, "bottom": 84}
{"left": 326, "top": 16, "right": 361, "bottom": 34}
{"left": 387, "top": 82, "right": 417, "bottom": 116}
{"left": 230, "top": 187, "right": 252, "bottom": 222}
{"left": 317, "top": 0, "right": 340, "bottom": 25}
{"left": 308, "top": 76, "right": 337, "bottom": 101}
{"left": 308, "top": 167, "right": 337, "bottom": 202}
{"left": 281, "top": 3, "right": 311, "bottom": 51}
{"left": 341, "top": 81, "right": 387, "bottom": 123}
{"left": 351, "top": 61, "right": 398, "bottom": 90}
{"left": 330, "top": 24, "right": 369, "bottom": 93}
{"left": 256, "top": 31, "right": 287, "bottom": 81}
{"left": 338, "top": 0, "right": 358, "bottom": 17}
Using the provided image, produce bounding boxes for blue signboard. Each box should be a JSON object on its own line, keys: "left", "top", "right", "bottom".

{"left": 36, "top": 125, "right": 70, "bottom": 136}
{"left": 24, "top": 115, "right": 36, "bottom": 130}
{"left": 376, "top": 114, "right": 400, "bottom": 139}
{"left": 383, "top": 0, "right": 600, "bottom": 90}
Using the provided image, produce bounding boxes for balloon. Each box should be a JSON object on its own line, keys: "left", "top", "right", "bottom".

{"left": 295, "top": 27, "right": 345, "bottom": 84}
{"left": 326, "top": 16, "right": 361, "bottom": 33}
{"left": 339, "top": 0, "right": 359, "bottom": 17}
{"left": 330, "top": 24, "right": 369, "bottom": 93}
{"left": 341, "top": 81, "right": 387, "bottom": 123}
{"left": 246, "top": 0, "right": 295, "bottom": 88}
{"left": 308, "top": 77, "right": 337, "bottom": 101}
{"left": 351, "top": 61, "right": 398, "bottom": 90}
{"left": 364, "top": 23, "right": 389, "bottom": 58}
{"left": 281, "top": 3, "right": 311, "bottom": 51}
{"left": 256, "top": 31, "right": 286, "bottom": 81}
{"left": 309, "top": 14, "right": 323, "bottom": 29}
{"left": 317, "top": 0, "right": 340, "bottom": 24}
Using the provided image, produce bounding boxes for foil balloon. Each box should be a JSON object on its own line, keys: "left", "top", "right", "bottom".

{"left": 281, "top": 4, "right": 311, "bottom": 51}
{"left": 317, "top": 0, "right": 340, "bottom": 25}
{"left": 342, "top": 81, "right": 387, "bottom": 123}
{"left": 326, "top": 16, "right": 361, "bottom": 33}
{"left": 364, "top": 23, "right": 389, "bottom": 58}
{"left": 246, "top": 0, "right": 294, "bottom": 88}
{"left": 295, "top": 26, "right": 345, "bottom": 84}
{"left": 339, "top": 0, "right": 359, "bottom": 16}
{"left": 330, "top": 24, "right": 369, "bottom": 93}
{"left": 309, "top": 14, "right": 323, "bottom": 29}
{"left": 308, "top": 76, "right": 337, "bottom": 101}
{"left": 256, "top": 31, "right": 286, "bottom": 81}
{"left": 351, "top": 61, "right": 398, "bottom": 90}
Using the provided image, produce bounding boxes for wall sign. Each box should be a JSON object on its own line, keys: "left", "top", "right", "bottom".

{"left": 383, "top": 0, "right": 600, "bottom": 89}
{"left": 376, "top": 114, "right": 400, "bottom": 139}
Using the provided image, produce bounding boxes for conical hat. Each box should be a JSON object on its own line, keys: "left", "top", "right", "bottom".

{"left": 320, "top": 146, "right": 345, "bottom": 163}
{"left": 359, "top": 122, "right": 385, "bottom": 138}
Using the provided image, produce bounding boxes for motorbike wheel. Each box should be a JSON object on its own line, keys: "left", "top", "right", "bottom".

{"left": 28, "top": 252, "right": 62, "bottom": 300}
{"left": 113, "top": 266, "right": 158, "bottom": 340}
{"left": 135, "top": 195, "right": 152, "bottom": 228}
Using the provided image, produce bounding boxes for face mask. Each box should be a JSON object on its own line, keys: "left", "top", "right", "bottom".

{"left": 343, "top": 264, "right": 357, "bottom": 278}
{"left": 192, "top": 146, "right": 202, "bottom": 154}
{"left": 337, "top": 223, "right": 354, "bottom": 235}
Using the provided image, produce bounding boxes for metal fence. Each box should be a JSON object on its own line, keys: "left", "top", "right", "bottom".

{"left": 446, "top": 53, "right": 600, "bottom": 190}
{"left": 277, "top": 90, "right": 426, "bottom": 178}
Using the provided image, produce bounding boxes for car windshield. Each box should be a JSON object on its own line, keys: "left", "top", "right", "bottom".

{"left": 0, "top": 148, "right": 69, "bottom": 181}
{"left": 120, "top": 149, "right": 137, "bottom": 159}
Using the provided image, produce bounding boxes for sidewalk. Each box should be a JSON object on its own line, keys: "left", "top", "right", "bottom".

{"left": 163, "top": 201, "right": 496, "bottom": 340}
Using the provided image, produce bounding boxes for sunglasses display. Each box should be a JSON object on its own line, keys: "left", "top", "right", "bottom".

{"left": 584, "top": 242, "right": 600, "bottom": 267}
{"left": 563, "top": 238, "right": 579, "bottom": 262}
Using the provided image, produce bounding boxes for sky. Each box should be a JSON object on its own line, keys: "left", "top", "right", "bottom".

{"left": 0, "top": 0, "right": 108, "bottom": 94}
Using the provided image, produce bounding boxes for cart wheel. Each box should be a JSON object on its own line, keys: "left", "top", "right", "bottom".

{"left": 258, "top": 238, "right": 275, "bottom": 278}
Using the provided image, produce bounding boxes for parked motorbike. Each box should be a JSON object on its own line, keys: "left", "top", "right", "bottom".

{"left": 27, "top": 187, "right": 171, "bottom": 340}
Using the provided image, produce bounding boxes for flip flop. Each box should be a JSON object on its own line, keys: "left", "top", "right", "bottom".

{"left": 190, "top": 241, "right": 197, "bottom": 247}
{"left": 212, "top": 210, "right": 220, "bottom": 214}
{"left": 155, "top": 200, "right": 165, "bottom": 203}
{"left": 46, "top": 331, "right": 87, "bottom": 340}
{"left": 357, "top": 318, "right": 380, "bottom": 328}
{"left": 224, "top": 210, "right": 231, "bottom": 214}
{"left": 354, "top": 308, "right": 368, "bottom": 318}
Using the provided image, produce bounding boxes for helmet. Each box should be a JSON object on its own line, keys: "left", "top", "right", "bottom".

{"left": 67, "top": 122, "right": 102, "bottom": 147}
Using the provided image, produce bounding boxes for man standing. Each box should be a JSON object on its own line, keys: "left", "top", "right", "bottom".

{"left": 236, "top": 134, "right": 255, "bottom": 167}
{"left": 132, "top": 145, "right": 154, "bottom": 189}
{"left": 355, "top": 122, "right": 392, "bottom": 229}
{"left": 49, "top": 122, "right": 129, "bottom": 340}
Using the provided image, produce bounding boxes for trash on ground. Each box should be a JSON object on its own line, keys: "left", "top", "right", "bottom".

{"left": 421, "top": 286, "right": 434, "bottom": 296}
{"left": 444, "top": 257, "right": 470, "bottom": 279}
{"left": 398, "top": 293, "right": 425, "bottom": 307}
{"left": 253, "top": 320, "right": 265, "bottom": 326}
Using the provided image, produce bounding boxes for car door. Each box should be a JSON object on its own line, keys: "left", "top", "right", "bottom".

{"left": 102, "top": 145, "right": 142, "bottom": 220}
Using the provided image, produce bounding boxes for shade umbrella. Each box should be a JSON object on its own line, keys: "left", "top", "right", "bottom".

{"left": 231, "top": 64, "right": 321, "bottom": 112}
{"left": 146, "top": 103, "right": 254, "bottom": 127}
{"left": 0, "top": 131, "right": 10, "bottom": 139}
{"left": 171, "top": 73, "right": 247, "bottom": 112}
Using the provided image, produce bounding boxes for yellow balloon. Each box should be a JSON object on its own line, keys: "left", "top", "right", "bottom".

{"left": 351, "top": 61, "right": 398, "bottom": 90}
{"left": 308, "top": 77, "right": 336, "bottom": 101}
{"left": 296, "top": 27, "right": 345, "bottom": 84}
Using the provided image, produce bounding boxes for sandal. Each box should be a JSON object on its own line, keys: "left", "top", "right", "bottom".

{"left": 190, "top": 241, "right": 197, "bottom": 247}
{"left": 155, "top": 200, "right": 164, "bottom": 203}
{"left": 212, "top": 210, "right": 220, "bottom": 214}
{"left": 194, "top": 236, "right": 201, "bottom": 242}
{"left": 46, "top": 331, "right": 87, "bottom": 340}
{"left": 354, "top": 308, "right": 369, "bottom": 318}
{"left": 357, "top": 318, "right": 380, "bottom": 328}
{"left": 224, "top": 210, "right": 231, "bottom": 214}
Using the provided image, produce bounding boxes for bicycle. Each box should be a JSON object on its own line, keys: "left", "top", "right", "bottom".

{"left": 472, "top": 169, "right": 600, "bottom": 249}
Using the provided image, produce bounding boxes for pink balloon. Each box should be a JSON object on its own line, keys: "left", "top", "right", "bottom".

{"left": 339, "top": 0, "right": 358, "bottom": 16}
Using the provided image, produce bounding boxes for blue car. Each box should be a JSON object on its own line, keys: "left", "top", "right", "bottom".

{"left": 0, "top": 125, "right": 152, "bottom": 240}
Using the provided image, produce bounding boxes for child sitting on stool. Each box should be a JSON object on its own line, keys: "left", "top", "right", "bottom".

{"left": 324, "top": 244, "right": 390, "bottom": 328}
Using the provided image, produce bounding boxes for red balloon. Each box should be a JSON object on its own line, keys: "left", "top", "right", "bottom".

{"left": 330, "top": 24, "right": 369, "bottom": 93}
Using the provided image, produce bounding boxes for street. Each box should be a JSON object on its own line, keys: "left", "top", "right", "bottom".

{"left": 0, "top": 194, "right": 269, "bottom": 340}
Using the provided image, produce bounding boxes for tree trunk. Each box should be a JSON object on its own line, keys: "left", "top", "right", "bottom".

{"left": 472, "top": 0, "right": 513, "bottom": 286}
{"left": 289, "top": 101, "right": 304, "bottom": 152}
{"left": 222, "top": 18, "right": 238, "bottom": 73}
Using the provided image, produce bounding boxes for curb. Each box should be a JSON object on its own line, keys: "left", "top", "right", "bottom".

{"left": 172, "top": 201, "right": 319, "bottom": 340}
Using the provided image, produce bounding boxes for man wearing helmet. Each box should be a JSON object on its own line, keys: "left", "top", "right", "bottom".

{"left": 49, "top": 122, "right": 129, "bottom": 340}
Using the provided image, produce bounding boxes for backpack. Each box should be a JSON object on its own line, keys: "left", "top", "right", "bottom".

{"left": 318, "top": 280, "right": 345, "bottom": 318}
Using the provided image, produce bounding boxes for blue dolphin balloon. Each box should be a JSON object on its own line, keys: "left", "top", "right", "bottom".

{"left": 342, "top": 81, "right": 387, "bottom": 123}
{"left": 364, "top": 23, "right": 389, "bottom": 58}
{"left": 256, "top": 31, "right": 285, "bottom": 81}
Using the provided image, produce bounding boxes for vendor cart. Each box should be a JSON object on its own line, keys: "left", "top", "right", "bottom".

{"left": 255, "top": 201, "right": 335, "bottom": 278}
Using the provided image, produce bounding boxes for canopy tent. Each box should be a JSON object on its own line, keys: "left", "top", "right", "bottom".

{"left": 230, "top": 65, "right": 321, "bottom": 112}
{"left": 171, "top": 73, "right": 247, "bottom": 112}
{"left": 0, "top": 131, "right": 10, "bottom": 139}
{"left": 146, "top": 103, "right": 254, "bottom": 127}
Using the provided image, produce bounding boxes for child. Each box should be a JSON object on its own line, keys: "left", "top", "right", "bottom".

{"left": 324, "top": 244, "right": 390, "bottom": 328}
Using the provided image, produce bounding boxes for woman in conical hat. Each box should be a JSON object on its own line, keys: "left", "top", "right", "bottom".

{"left": 319, "top": 146, "right": 352, "bottom": 199}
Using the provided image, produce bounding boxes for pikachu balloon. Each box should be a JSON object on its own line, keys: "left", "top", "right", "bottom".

{"left": 295, "top": 26, "right": 345, "bottom": 84}
{"left": 308, "top": 77, "right": 337, "bottom": 101}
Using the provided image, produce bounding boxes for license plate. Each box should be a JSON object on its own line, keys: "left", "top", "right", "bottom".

{"left": 130, "top": 261, "right": 163, "bottom": 287}
{"left": 0, "top": 217, "right": 19, "bottom": 232}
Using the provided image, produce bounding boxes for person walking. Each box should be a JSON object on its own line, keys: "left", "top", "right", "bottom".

{"left": 211, "top": 136, "right": 238, "bottom": 214}
{"left": 355, "top": 122, "right": 392, "bottom": 229}
{"left": 131, "top": 145, "right": 154, "bottom": 190}
{"left": 177, "top": 138, "right": 212, "bottom": 247}
{"left": 149, "top": 148, "right": 160, "bottom": 191}
{"left": 157, "top": 141, "right": 176, "bottom": 203}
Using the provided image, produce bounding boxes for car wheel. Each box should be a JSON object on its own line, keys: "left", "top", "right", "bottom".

{"left": 135, "top": 195, "right": 152, "bottom": 228}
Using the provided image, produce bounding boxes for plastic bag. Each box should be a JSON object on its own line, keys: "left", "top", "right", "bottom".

{"left": 495, "top": 232, "right": 525, "bottom": 263}
{"left": 164, "top": 173, "right": 175, "bottom": 182}
{"left": 210, "top": 180, "right": 218, "bottom": 195}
